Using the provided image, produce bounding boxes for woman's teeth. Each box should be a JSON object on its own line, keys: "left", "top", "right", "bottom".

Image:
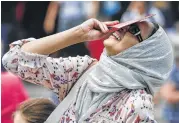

{"left": 113, "top": 32, "right": 121, "bottom": 41}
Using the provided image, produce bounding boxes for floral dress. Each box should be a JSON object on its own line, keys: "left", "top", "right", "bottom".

{"left": 2, "top": 38, "right": 158, "bottom": 123}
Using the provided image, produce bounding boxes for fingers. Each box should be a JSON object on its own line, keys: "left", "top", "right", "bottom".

{"left": 104, "top": 20, "right": 119, "bottom": 26}
{"left": 101, "top": 22, "right": 109, "bottom": 33}
{"left": 92, "top": 19, "right": 120, "bottom": 35}
{"left": 104, "top": 20, "right": 120, "bottom": 33}
{"left": 108, "top": 27, "right": 119, "bottom": 33}
{"left": 94, "top": 19, "right": 109, "bottom": 33}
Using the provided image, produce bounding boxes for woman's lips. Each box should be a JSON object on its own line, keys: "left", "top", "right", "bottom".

{"left": 113, "top": 33, "right": 121, "bottom": 40}
{"left": 109, "top": 35, "right": 116, "bottom": 39}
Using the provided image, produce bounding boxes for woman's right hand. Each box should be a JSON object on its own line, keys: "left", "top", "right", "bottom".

{"left": 80, "top": 18, "right": 119, "bottom": 41}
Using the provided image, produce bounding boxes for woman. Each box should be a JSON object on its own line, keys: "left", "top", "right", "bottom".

{"left": 2, "top": 17, "right": 173, "bottom": 123}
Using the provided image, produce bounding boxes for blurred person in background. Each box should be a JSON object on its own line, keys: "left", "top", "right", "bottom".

{"left": 21, "top": 1, "right": 50, "bottom": 38}
{"left": 1, "top": 72, "right": 28, "bottom": 123}
{"left": 44, "top": 1, "right": 92, "bottom": 57}
{"left": 155, "top": 55, "right": 179, "bottom": 123}
{"left": 170, "top": 1, "right": 179, "bottom": 27}
{"left": 175, "top": 21, "right": 179, "bottom": 33}
{"left": 85, "top": 1, "right": 130, "bottom": 23}
{"left": 97, "top": 1, "right": 122, "bottom": 21}
{"left": 152, "top": 1, "right": 174, "bottom": 28}
{"left": 111, "top": 1, "right": 130, "bottom": 21}
{"left": 1, "top": 1, "right": 27, "bottom": 72}
{"left": 1, "top": 2, "right": 20, "bottom": 48}
{"left": 121, "top": 1, "right": 165, "bottom": 27}
{"left": 1, "top": 1, "right": 50, "bottom": 71}
{"left": 2, "top": 14, "right": 173, "bottom": 123}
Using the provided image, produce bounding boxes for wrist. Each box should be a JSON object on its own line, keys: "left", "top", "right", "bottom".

{"left": 57, "top": 25, "right": 86, "bottom": 45}
{"left": 76, "top": 25, "right": 87, "bottom": 42}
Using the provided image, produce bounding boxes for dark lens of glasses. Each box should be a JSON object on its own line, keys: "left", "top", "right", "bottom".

{"left": 128, "top": 24, "right": 143, "bottom": 42}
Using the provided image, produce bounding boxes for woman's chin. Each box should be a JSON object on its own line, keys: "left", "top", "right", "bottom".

{"left": 103, "top": 38, "right": 119, "bottom": 48}
{"left": 103, "top": 40, "right": 117, "bottom": 56}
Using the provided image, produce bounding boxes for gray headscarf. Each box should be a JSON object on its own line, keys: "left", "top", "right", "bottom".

{"left": 75, "top": 24, "right": 173, "bottom": 122}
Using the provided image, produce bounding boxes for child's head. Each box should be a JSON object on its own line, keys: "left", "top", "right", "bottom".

{"left": 14, "top": 98, "right": 56, "bottom": 123}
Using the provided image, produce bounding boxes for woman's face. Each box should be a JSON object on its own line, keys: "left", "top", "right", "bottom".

{"left": 104, "top": 21, "right": 153, "bottom": 56}
{"left": 14, "top": 112, "right": 27, "bottom": 123}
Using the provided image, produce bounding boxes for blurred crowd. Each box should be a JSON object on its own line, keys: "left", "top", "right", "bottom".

{"left": 2, "top": 1, "right": 179, "bottom": 62}
{"left": 1, "top": 1, "right": 179, "bottom": 123}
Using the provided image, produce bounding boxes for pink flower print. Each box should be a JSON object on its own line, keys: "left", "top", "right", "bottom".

{"left": 126, "top": 104, "right": 135, "bottom": 120}
{"left": 65, "top": 67, "right": 73, "bottom": 73}
{"left": 115, "top": 108, "right": 122, "bottom": 120}
{"left": 134, "top": 115, "right": 141, "bottom": 123}
{"left": 50, "top": 74, "right": 55, "bottom": 78}
{"left": 11, "top": 58, "right": 18, "bottom": 64}
{"left": 140, "top": 90, "right": 144, "bottom": 94}
{"left": 66, "top": 117, "right": 71, "bottom": 123}
{"left": 34, "top": 70, "right": 40, "bottom": 75}
{"left": 50, "top": 74, "right": 61, "bottom": 81}
{"left": 54, "top": 76, "right": 61, "bottom": 81}
{"left": 109, "top": 105, "right": 117, "bottom": 116}
{"left": 50, "top": 74, "right": 60, "bottom": 81}
{"left": 72, "top": 72, "right": 79, "bottom": 78}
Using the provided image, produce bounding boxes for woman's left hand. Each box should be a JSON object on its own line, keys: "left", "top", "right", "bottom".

{"left": 80, "top": 18, "right": 119, "bottom": 41}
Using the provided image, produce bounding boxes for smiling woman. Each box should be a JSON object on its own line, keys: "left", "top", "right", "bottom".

{"left": 2, "top": 17, "right": 173, "bottom": 123}
{"left": 104, "top": 21, "right": 157, "bottom": 56}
